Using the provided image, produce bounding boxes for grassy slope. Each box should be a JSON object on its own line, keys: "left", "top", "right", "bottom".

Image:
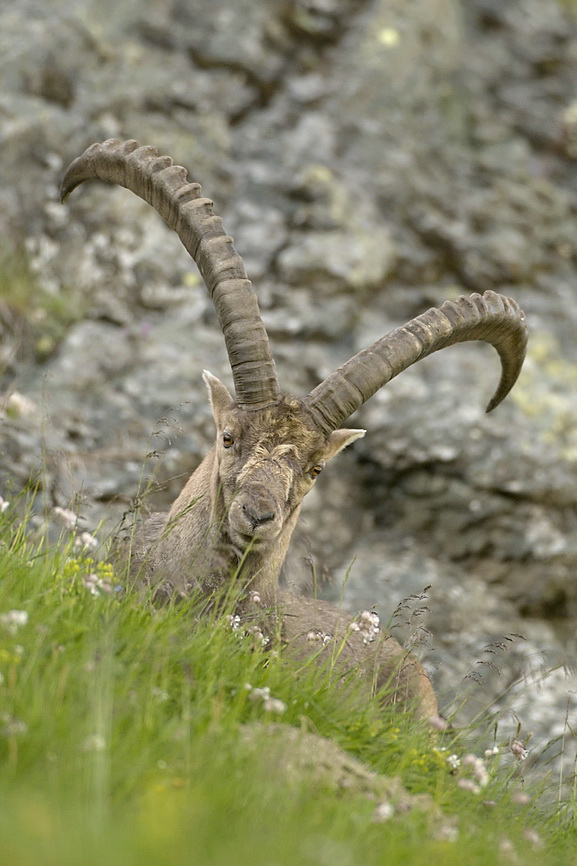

{"left": 0, "top": 503, "right": 575, "bottom": 866}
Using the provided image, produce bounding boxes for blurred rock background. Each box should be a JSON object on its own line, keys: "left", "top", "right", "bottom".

{"left": 2, "top": 0, "right": 577, "bottom": 763}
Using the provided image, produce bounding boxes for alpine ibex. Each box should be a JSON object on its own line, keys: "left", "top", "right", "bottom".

{"left": 61, "top": 139, "right": 528, "bottom": 719}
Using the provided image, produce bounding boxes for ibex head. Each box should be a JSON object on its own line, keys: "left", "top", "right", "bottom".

{"left": 203, "top": 372, "right": 364, "bottom": 554}
{"left": 60, "top": 139, "right": 528, "bottom": 601}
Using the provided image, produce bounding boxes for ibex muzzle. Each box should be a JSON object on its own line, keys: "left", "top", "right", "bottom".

{"left": 60, "top": 139, "right": 528, "bottom": 718}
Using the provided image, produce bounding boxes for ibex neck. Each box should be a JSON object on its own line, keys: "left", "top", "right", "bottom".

{"left": 150, "top": 447, "right": 301, "bottom": 603}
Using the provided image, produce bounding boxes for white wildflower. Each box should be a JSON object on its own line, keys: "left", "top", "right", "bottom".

{"left": 83, "top": 574, "right": 113, "bottom": 596}
{"left": 352, "top": 610, "right": 380, "bottom": 644}
{"left": 0, "top": 496, "right": 9, "bottom": 513}
{"left": 53, "top": 506, "right": 79, "bottom": 530}
{"left": 457, "top": 778, "right": 481, "bottom": 795}
{"left": 248, "top": 687, "right": 271, "bottom": 702}
{"left": 0, "top": 610, "right": 28, "bottom": 635}
{"left": 373, "top": 801, "right": 395, "bottom": 822}
{"left": 306, "top": 630, "right": 332, "bottom": 645}
{"left": 522, "top": 828, "right": 543, "bottom": 848}
{"left": 249, "top": 590, "right": 261, "bottom": 604}
{"left": 74, "top": 532, "right": 98, "bottom": 551}
{"left": 360, "top": 610, "right": 380, "bottom": 628}
{"left": 228, "top": 614, "right": 241, "bottom": 631}
{"left": 247, "top": 624, "right": 269, "bottom": 646}
{"left": 462, "top": 754, "right": 478, "bottom": 767}
{"left": 247, "top": 685, "right": 285, "bottom": 713}
{"left": 484, "top": 746, "right": 499, "bottom": 758}
{"left": 476, "top": 769, "right": 489, "bottom": 788}
{"left": 499, "top": 838, "right": 515, "bottom": 856}
{"left": 263, "top": 698, "right": 286, "bottom": 714}
{"left": 510, "top": 740, "right": 528, "bottom": 761}
{"left": 462, "top": 754, "right": 489, "bottom": 788}
{"left": 446, "top": 753, "right": 461, "bottom": 771}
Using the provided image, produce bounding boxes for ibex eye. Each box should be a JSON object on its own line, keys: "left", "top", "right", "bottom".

{"left": 309, "top": 464, "right": 323, "bottom": 479}
{"left": 222, "top": 433, "right": 235, "bottom": 448}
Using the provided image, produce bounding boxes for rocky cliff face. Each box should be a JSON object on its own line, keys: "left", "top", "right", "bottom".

{"left": 2, "top": 0, "right": 577, "bottom": 757}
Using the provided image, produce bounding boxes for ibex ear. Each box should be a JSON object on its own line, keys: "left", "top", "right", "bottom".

{"left": 203, "top": 370, "right": 235, "bottom": 428}
{"left": 323, "top": 428, "right": 366, "bottom": 463}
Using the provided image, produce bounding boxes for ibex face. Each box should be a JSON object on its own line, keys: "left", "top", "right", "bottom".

{"left": 203, "top": 372, "right": 365, "bottom": 555}
{"left": 60, "top": 139, "right": 529, "bottom": 718}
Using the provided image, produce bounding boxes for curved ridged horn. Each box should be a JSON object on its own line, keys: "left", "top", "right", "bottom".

{"left": 60, "top": 139, "right": 281, "bottom": 410}
{"left": 305, "top": 291, "right": 527, "bottom": 435}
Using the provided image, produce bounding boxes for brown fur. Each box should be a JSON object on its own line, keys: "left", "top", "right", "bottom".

{"left": 126, "top": 373, "right": 438, "bottom": 720}
{"left": 129, "top": 383, "right": 357, "bottom": 597}
{"left": 276, "top": 591, "right": 438, "bottom": 719}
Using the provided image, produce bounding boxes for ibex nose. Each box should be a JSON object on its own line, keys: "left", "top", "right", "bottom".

{"left": 242, "top": 503, "right": 276, "bottom": 528}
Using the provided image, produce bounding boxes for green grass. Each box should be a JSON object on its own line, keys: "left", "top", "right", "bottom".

{"left": 0, "top": 499, "right": 576, "bottom": 866}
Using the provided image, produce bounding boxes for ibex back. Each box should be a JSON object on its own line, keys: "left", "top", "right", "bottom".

{"left": 61, "top": 140, "right": 528, "bottom": 719}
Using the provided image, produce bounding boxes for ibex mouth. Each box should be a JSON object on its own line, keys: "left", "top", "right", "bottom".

{"left": 229, "top": 497, "right": 281, "bottom": 550}
{"left": 231, "top": 523, "right": 280, "bottom": 551}
{"left": 234, "top": 532, "right": 261, "bottom": 552}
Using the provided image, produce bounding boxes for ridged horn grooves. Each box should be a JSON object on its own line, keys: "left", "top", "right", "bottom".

{"left": 305, "top": 291, "right": 528, "bottom": 435}
{"left": 60, "top": 139, "right": 281, "bottom": 410}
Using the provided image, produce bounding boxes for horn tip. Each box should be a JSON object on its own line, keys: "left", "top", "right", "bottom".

{"left": 485, "top": 396, "right": 499, "bottom": 414}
